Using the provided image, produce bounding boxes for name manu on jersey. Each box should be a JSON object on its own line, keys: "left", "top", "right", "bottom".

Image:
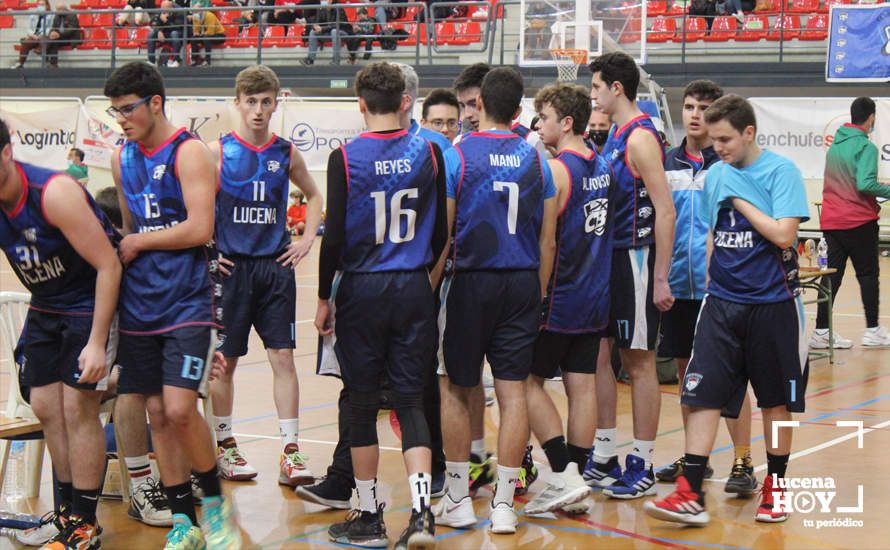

{"left": 489, "top": 154, "right": 521, "bottom": 167}
{"left": 13, "top": 246, "right": 66, "bottom": 284}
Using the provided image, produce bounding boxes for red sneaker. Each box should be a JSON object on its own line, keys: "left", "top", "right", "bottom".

{"left": 756, "top": 474, "right": 790, "bottom": 523}
{"left": 643, "top": 475, "right": 709, "bottom": 525}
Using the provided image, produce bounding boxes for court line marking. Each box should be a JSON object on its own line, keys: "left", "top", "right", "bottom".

{"left": 232, "top": 432, "right": 402, "bottom": 452}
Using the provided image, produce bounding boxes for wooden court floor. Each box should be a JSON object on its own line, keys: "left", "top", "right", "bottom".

{"left": 1, "top": 251, "right": 889, "bottom": 549}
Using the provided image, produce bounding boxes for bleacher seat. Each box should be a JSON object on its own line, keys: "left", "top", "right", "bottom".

{"left": 434, "top": 21, "right": 454, "bottom": 45}
{"left": 647, "top": 16, "right": 676, "bottom": 42}
{"left": 448, "top": 21, "right": 482, "bottom": 45}
{"left": 218, "top": 10, "right": 239, "bottom": 26}
{"left": 223, "top": 26, "right": 238, "bottom": 47}
{"left": 820, "top": 0, "right": 852, "bottom": 11}
{"left": 753, "top": 0, "right": 782, "bottom": 12}
{"left": 647, "top": 0, "right": 668, "bottom": 16}
{"left": 673, "top": 16, "right": 707, "bottom": 41}
{"left": 77, "top": 12, "right": 92, "bottom": 27}
{"left": 800, "top": 13, "right": 828, "bottom": 39}
{"left": 789, "top": 0, "right": 819, "bottom": 12}
{"left": 263, "top": 25, "right": 286, "bottom": 47}
{"left": 704, "top": 15, "right": 738, "bottom": 41}
{"left": 737, "top": 14, "right": 769, "bottom": 40}
{"left": 235, "top": 25, "right": 259, "bottom": 47}
{"left": 666, "top": 1, "right": 688, "bottom": 15}
{"left": 1, "top": 0, "right": 22, "bottom": 11}
{"left": 618, "top": 16, "right": 642, "bottom": 43}
{"left": 84, "top": 0, "right": 102, "bottom": 8}
{"left": 92, "top": 12, "right": 114, "bottom": 28}
{"left": 81, "top": 28, "right": 109, "bottom": 49}
{"left": 768, "top": 14, "right": 801, "bottom": 39}
{"left": 0, "top": 14, "right": 13, "bottom": 27}
{"left": 287, "top": 24, "right": 305, "bottom": 47}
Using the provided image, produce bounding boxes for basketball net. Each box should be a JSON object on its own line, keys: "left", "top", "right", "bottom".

{"left": 551, "top": 49, "right": 588, "bottom": 82}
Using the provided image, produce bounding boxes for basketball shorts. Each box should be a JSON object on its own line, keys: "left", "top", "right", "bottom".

{"left": 333, "top": 271, "right": 437, "bottom": 395}
{"left": 22, "top": 309, "right": 112, "bottom": 391}
{"left": 531, "top": 330, "right": 602, "bottom": 379}
{"left": 117, "top": 325, "right": 217, "bottom": 397}
{"left": 609, "top": 246, "right": 660, "bottom": 351}
{"left": 218, "top": 256, "right": 296, "bottom": 357}
{"left": 439, "top": 270, "right": 540, "bottom": 387}
{"left": 657, "top": 299, "right": 703, "bottom": 359}
{"left": 681, "top": 295, "right": 809, "bottom": 418}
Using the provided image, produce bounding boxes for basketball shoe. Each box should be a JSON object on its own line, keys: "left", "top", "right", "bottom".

{"left": 295, "top": 475, "right": 353, "bottom": 509}
{"left": 164, "top": 514, "right": 205, "bottom": 550}
{"left": 16, "top": 505, "right": 69, "bottom": 546}
{"left": 724, "top": 456, "right": 757, "bottom": 495}
{"left": 39, "top": 515, "right": 100, "bottom": 550}
{"left": 656, "top": 456, "right": 714, "bottom": 483}
{"left": 216, "top": 438, "right": 258, "bottom": 481}
{"left": 489, "top": 502, "right": 518, "bottom": 534}
{"left": 515, "top": 445, "right": 538, "bottom": 496}
{"left": 394, "top": 507, "right": 435, "bottom": 550}
{"left": 129, "top": 477, "right": 174, "bottom": 526}
{"left": 468, "top": 453, "right": 495, "bottom": 496}
{"left": 201, "top": 496, "right": 242, "bottom": 549}
{"left": 808, "top": 329, "right": 853, "bottom": 349}
{"left": 862, "top": 326, "right": 890, "bottom": 347}
{"left": 279, "top": 443, "right": 314, "bottom": 487}
{"left": 328, "top": 505, "right": 388, "bottom": 547}
{"left": 524, "top": 463, "right": 591, "bottom": 515}
{"left": 602, "top": 455, "right": 656, "bottom": 499}
{"left": 643, "top": 475, "right": 709, "bottom": 525}
{"left": 582, "top": 453, "right": 623, "bottom": 488}
{"left": 755, "top": 474, "right": 789, "bottom": 523}
{"left": 432, "top": 493, "right": 476, "bottom": 528}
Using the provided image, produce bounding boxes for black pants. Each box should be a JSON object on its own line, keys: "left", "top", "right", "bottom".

{"left": 816, "top": 220, "right": 880, "bottom": 329}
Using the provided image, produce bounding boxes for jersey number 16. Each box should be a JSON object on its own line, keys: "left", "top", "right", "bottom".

{"left": 371, "top": 188, "right": 418, "bottom": 244}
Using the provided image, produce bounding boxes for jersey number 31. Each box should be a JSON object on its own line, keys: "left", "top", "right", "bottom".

{"left": 371, "top": 188, "right": 418, "bottom": 244}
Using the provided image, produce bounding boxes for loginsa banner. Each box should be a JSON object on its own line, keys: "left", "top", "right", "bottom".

{"left": 2, "top": 105, "right": 79, "bottom": 170}
{"left": 750, "top": 97, "right": 890, "bottom": 181}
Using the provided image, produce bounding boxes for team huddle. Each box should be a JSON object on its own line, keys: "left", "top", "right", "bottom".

{"left": 0, "top": 51, "right": 812, "bottom": 550}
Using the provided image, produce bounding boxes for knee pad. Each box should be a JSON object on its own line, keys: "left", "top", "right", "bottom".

{"left": 348, "top": 390, "right": 379, "bottom": 448}
{"left": 393, "top": 392, "right": 430, "bottom": 452}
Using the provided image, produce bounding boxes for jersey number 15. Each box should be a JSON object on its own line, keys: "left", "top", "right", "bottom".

{"left": 371, "top": 188, "right": 418, "bottom": 244}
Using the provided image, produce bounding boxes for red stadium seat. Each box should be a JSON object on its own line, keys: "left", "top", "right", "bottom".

{"left": 448, "top": 21, "right": 481, "bottom": 45}
{"left": 92, "top": 12, "right": 114, "bottom": 28}
{"left": 0, "top": 14, "right": 13, "bottom": 27}
{"left": 768, "top": 14, "right": 801, "bottom": 39}
{"left": 218, "top": 9, "right": 239, "bottom": 26}
{"left": 736, "top": 14, "right": 769, "bottom": 40}
{"left": 647, "top": 0, "right": 668, "bottom": 16}
{"left": 788, "top": 0, "right": 819, "bottom": 12}
{"left": 287, "top": 24, "right": 304, "bottom": 47}
{"left": 821, "top": 0, "right": 852, "bottom": 12}
{"left": 647, "top": 16, "right": 676, "bottom": 42}
{"left": 673, "top": 16, "right": 707, "bottom": 41}
{"left": 433, "top": 21, "right": 454, "bottom": 45}
{"left": 618, "top": 16, "right": 642, "bottom": 43}
{"left": 81, "top": 27, "right": 109, "bottom": 49}
{"left": 665, "top": 1, "right": 688, "bottom": 15}
{"left": 262, "top": 24, "right": 285, "bottom": 47}
{"left": 77, "top": 12, "right": 93, "bottom": 27}
{"left": 84, "top": 0, "right": 102, "bottom": 8}
{"left": 2, "top": 0, "right": 23, "bottom": 11}
{"left": 235, "top": 25, "right": 259, "bottom": 47}
{"left": 222, "top": 25, "right": 238, "bottom": 47}
{"left": 800, "top": 13, "right": 828, "bottom": 39}
{"left": 704, "top": 15, "right": 738, "bottom": 41}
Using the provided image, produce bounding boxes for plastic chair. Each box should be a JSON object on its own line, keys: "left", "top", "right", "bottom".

{"left": 800, "top": 13, "right": 828, "bottom": 39}
{"left": 789, "top": 0, "right": 819, "bottom": 12}
{"left": 647, "top": 16, "right": 677, "bottom": 42}
{"left": 736, "top": 14, "right": 769, "bottom": 40}
{"left": 704, "top": 15, "right": 738, "bottom": 41}
{"left": 768, "top": 14, "right": 801, "bottom": 40}
{"left": 673, "top": 16, "right": 707, "bottom": 41}
{"left": 647, "top": 0, "right": 668, "bottom": 16}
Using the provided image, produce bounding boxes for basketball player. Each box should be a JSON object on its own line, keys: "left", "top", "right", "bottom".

{"left": 104, "top": 62, "right": 241, "bottom": 549}
{"left": 585, "top": 51, "right": 676, "bottom": 499}
{"left": 0, "top": 119, "right": 120, "bottom": 550}
{"left": 208, "top": 65, "right": 322, "bottom": 487}
{"left": 421, "top": 89, "right": 461, "bottom": 143}
{"left": 523, "top": 83, "right": 613, "bottom": 515}
{"left": 434, "top": 67, "right": 558, "bottom": 534}
{"left": 645, "top": 94, "right": 809, "bottom": 525}
{"left": 656, "top": 80, "right": 757, "bottom": 496}
{"left": 314, "top": 62, "right": 447, "bottom": 549}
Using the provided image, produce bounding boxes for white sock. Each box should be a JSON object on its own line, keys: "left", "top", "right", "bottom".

{"left": 593, "top": 428, "right": 617, "bottom": 463}
{"left": 279, "top": 418, "right": 300, "bottom": 448}
{"left": 215, "top": 415, "right": 233, "bottom": 443}
{"left": 470, "top": 438, "right": 486, "bottom": 459}
{"left": 408, "top": 472, "right": 431, "bottom": 512}
{"left": 631, "top": 439, "right": 655, "bottom": 468}
{"left": 444, "top": 460, "right": 469, "bottom": 501}
{"left": 125, "top": 455, "right": 152, "bottom": 493}
{"left": 814, "top": 328, "right": 828, "bottom": 334}
{"left": 493, "top": 466, "right": 519, "bottom": 507}
{"left": 355, "top": 478, "right": 378, "bottom": 512}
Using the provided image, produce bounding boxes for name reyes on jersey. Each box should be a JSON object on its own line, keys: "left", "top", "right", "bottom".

{"left": 375, "top": 159, "right": 412, "bottom": 175}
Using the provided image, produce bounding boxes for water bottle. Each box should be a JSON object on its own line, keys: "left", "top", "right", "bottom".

{"left": 2, "top": 441, "right": 26, "bottom": 503}
{"left": 817, "top": 237, "right": 828, "bottom": 270}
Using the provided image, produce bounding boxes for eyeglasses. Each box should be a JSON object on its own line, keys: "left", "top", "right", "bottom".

{"left": 428, "top": 119, "right": 460, "bottom": 131}
{"left": 106, "top": 96, "right": 152, "bottom": 119}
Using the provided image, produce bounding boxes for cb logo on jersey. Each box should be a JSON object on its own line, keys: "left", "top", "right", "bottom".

{"left": 266, "top": 160, "right": 281, "bottom": 173}
{"left": 152, "top": 165, "right": 167, "bottom": 180}
{"left": 583, "top": 199, "right": 608, "bottom": 236}
{"left": 23, "top": 228, "right": 38, "bottom": 243}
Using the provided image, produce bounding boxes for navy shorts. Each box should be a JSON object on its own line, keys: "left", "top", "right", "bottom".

{"left": 117, "top": 325, "right": 217, "bottom": 397}
{"left": 439, "top": 270, "right": 540, "bottom": 387}
{"left": 609, "top": 247, "right": 660, "bottom": 351}
{"left": 333, "top": 271, "right": 437, "bottom": 395}
{"left": 22, "top": 309, "right": 109, "bottom": 391}
{"left": 531, "top": 330, "right": 602, "bottom": 379}
{"left": 681, "top": 295, "right": 809, "bottom": 418}
{"left": 218, "top": 256, "right": 296, "bottom": 357}
{"left": 658, "top": 299, "right": 703, "bottom": 359}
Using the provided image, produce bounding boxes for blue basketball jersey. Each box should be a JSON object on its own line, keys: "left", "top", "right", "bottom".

{"left": 601, "top": 114, "right": 663, "bottom": 250}
{"left": 117, "top": 129, "right": 219, "bottom": 333}
{"left": 340, "top": 130, "right": 439, "bottom": 272}
{"left": 708, "top": 206, "right": 801, "bottom": 304}
{"left": 0, "top": 162, "right": 117, "bottom": 315}
{"left": 542, "top": 150, "right": 614, "bottom": 332}
{"left": 511, "top": 121, "right": 532, "bottom": 140}
{"left": 446, "top": 131, "right": 555, "bottom": 271}
{"left": 216, "top": 133, "right": 292, "bottom": 257}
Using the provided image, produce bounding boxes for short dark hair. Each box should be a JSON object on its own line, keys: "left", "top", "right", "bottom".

{"left": 453, "top": 63, "right": 491, "bottom": 93}
{"left": 421, "top": 88, "right": 460, "bottom": 120}
{"left": 480, "top": 67, "right": 523, "bottom": 125}
{"left": 683, "top": 80, "right": 723, "bottom": 103}
{"left": 588, "top": 51, "right": 639, "bottom": 101}
{"left": 704, "top": 94, "right": 757, "bottom": 134}
{"left": 94, "top": 187, "right": 122, "bottom": 229}
{"left": 851, "top": 97, "right": 876, "bottom": 126}
{"left": 534, "top": 83, "right": 592, "bottom": 136}
{"left": 0, "top": 119, "right": 9, "bottom": 151}
{"left": 354, "top": 62, "right": 405, "bottom": 114}
{"left": 103, "top": 62, "right": 166, "bottom": 107}
{"left": 70, "top": 148, "right": 85, "bottom": 162}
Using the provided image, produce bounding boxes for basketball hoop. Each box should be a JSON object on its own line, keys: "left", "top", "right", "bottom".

{"left": 550, "top": 48, "right": 588, "bottom": 82}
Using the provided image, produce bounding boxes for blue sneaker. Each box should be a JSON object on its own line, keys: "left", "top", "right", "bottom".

{"left": 582, "top": 453, "right": 623, "bottom": 488}
{"left": 602, "top": 455, "right": 656, "bottom": 499}
{"left": 201, "top": 496, "right": 241, "bottom": 549}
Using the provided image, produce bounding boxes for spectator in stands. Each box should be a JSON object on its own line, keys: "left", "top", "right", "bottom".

{"left": 267, "top": 0, "right": 299, "bottom": 31}
{"left": 587, "top": 107, "right": 611, "bottom": 153}
{"left": 689, "top": 0, "right": 717, "bottom": 29}
{"left": 12, "top": 2, "right": 81, "bottom": 69}
{"left": 147, "top": 0, "right": 186, "bottom": 67}
{"left": 346, "top": 7, "right": 376, "bottom": 62}
{"left": 287, "top": 190, "right": 307, "bottom": 234}
{"left": 300, "top": 0, "right": 353, "bottom": 66}
{"left": 233, "top": 0, "right": 275, "bottom": 30}
{"left": 117, "top": 0, "right": 155, "bottom": 26}
{"left": 66, "top": 147, "right": 89, "bottom": 184}
{"left": 11, "top": 0, "right": 51, "bottom": 69}
{"left": 420, "top": 88, "right": 460, "bottom": 142}
{"left": 716, "top": 0, "right": 748, "bottom": 23}
{"left": 188, "top": 1, "right": 226, "bottom": 66}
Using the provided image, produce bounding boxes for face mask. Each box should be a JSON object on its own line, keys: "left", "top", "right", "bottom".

{"left": 589, "top": 130, "right": 609, "bottom": 147}
{"left": 67, "top": 160, "right": 75, "bottom": 167}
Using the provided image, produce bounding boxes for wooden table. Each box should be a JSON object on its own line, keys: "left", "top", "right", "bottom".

{"left": 0, "top": 416, "right": 40, "bottom": 439}
{"left": 800, "top": 267, "right": 837, "bottom": 365}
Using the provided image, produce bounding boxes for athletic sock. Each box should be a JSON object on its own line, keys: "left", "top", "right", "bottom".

{"left": 194, "top": 465, "right": 222, "bottom": 498}
{"left": 214, "top": 415, "right": 233, "bottom": 443}
{"left": 444, "top": 460, "right": 469, "bottom": 501}
{"left": 470, "top": 438, "right": 486, "bottom": 460}
{"left": 593, "top": 428, "right": 617, "bottom": 464}
{"left": 279, "top": 418, "right": 300, "bottom": 448}
{"left": 493, "top": 466, "right": 519, "bottom": 507}
{"left": 125, "top": 455, "right": 153, "bottom": 493}
{"left": 734, "top": 445, "right": 752, "bottom": 462}
{"left": 541, "top": 436, "right": 569, "bottom": 473}
{"left": 165, "top": 481, "right": 197, "bottom": 525}
{"left": 408, "top": 472, "right": 431, "bottom": 512}
{"left": 683, "top": 453, "right": 709, "bottom": 496}
{"left": 72, "top": 487, "right": 100, "bottom": 524}
{"left": 567, "top": 443, "right": 589, "bottom": 469}
{"left": 58, "top": 480, "right": 74, "bottom": 509}
{"left": 630, "top": 439, "right": 655, "bottom": 468}
{"left": 766, "top": 453, "right": 789, "bottom": 479}
{"left": 355, "top": 478, "right": 378, "bottom": 513}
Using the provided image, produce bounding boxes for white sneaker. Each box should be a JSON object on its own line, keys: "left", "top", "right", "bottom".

{"left": 808, "top": 329, "right": 853, "bottom": 349}
{"left": 862, "top": 326, "right": 890, "bottom": 347}
{"left": 166, "top": 59, "right": 180, "bottom": 68}
{"left": 217, "top": 438, "right": 258, "bottom": 481}
{"left": 129, "top": 477, "right": 173, "bottom": 527}
{"left": 432, "top": 494, "right": 476, "bottom": 528}
{"left": 10, "top": 62, "right": 23, "bottom": 69}
{"left": 15, "top": 508, "right": 66, "bottom": 546}
{"left": 523, "top": 463, "right": 591, "bottom": 515}
{"left": 489, "top": 501, "right": 518, "bottom": 534}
